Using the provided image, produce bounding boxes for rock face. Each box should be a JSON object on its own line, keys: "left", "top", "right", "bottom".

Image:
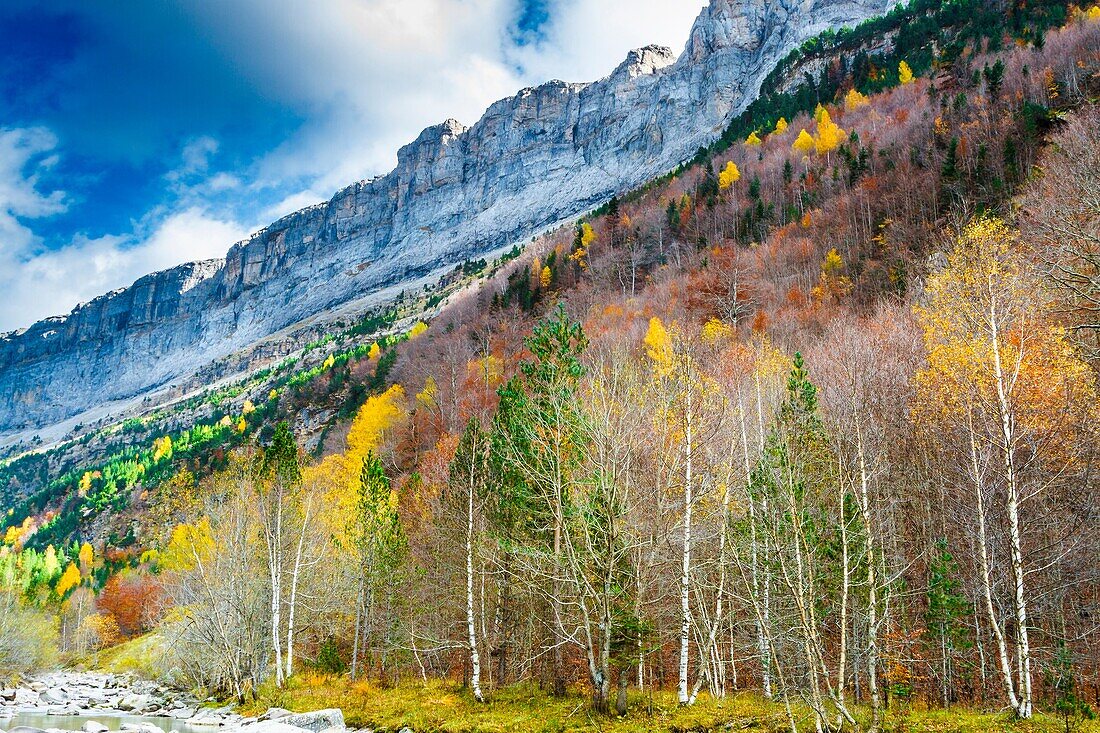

{"left": 0, "top": 0, "right": 892, "bottom": 436}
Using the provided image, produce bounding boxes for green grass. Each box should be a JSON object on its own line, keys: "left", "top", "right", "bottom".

{"left": 88, "top": 632, "right": 167, "bottom": 679}
{"left": 238, "top": 674, "right": 1099, "bottom": 733}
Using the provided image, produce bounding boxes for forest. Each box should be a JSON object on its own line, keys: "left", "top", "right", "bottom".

{"left": 2, "top": 3, "right": 1100, "bottom": 732}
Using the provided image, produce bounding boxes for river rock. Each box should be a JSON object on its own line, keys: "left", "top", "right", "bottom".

{"left": 240, "top": 723, "right": 314, "bottom": 733}
{"left": 40, "top": 690, "right": 67, "bottom": 706}
{"left": 8, "top": 726, "right": 47, "bottom": 733}
{"left": 279, "top": 710, "right": 343, "bottom": 733}
{"left": 81, "top": 721, "right": 109, "bottom": 733}
{"left": 258, "top": 709, "right": 291, "bottom": 722}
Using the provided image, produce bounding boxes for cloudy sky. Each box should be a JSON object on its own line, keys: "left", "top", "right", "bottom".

{"left": 0, "top": 0, "right": 706, "bottom": 332}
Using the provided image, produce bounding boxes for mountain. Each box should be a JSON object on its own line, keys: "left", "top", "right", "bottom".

{"left": 0, "top": 0, "right": 893, "bottom": 443}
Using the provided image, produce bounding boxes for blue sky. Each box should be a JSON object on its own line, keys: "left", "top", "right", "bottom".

{"left": 0, "top": 0, "right": 704, "bottom": 332}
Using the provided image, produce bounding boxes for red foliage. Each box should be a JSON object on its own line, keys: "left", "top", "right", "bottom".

{"left": 96, "top": 573, "right": 163, "bottom": 638}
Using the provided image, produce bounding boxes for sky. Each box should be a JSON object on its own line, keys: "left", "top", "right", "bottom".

{"left": 0, "top": 0, "right": 706, "bottom": 333}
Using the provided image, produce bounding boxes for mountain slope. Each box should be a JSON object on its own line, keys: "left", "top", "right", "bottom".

{"left": 0, "top": 0, "right": 894, "bottom": 443}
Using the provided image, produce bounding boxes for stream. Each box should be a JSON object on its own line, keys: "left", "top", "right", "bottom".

{"left": 0, "top": 713, "right": 201, "bottom": 733}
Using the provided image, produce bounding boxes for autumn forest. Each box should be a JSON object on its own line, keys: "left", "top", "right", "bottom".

{"left": 3, "top": 2, "right": 1100, "bottom": 732}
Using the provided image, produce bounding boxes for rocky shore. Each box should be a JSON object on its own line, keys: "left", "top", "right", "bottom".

{"left": 0, "top": 674, "right": 351, "bottom": 733}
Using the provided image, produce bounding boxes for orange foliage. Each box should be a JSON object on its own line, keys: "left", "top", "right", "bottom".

{"left": 97, "top": 572, "right": 163, "bottom": 637}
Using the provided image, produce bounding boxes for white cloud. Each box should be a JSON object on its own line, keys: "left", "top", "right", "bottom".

{"left": 0, "top": 207, "right": 252, "bottom": 332}
{"left": 507, "top": 1, "right": 707, "bottom": 83}
{"left": 166, "top": 136, "right": 220, "bottom": 183}
{"left": 0, "top": 127, "right": 67, "bottom": 255}
{"left": 182, "top": 0, "right": 704, "bottom": 192}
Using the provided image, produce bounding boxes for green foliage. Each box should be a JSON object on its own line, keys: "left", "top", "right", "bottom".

{"left": 1049, "top": 643, "right": 1095, "bottom": 733}
{"left": 315, "top": 637, "right": 347, "bottom": 675}
{"left": 261, "top": 422, "right": 302, "bottom": 486}
{"left": 354, "top": 451, "right": 407, "bottom": 575}
{"left": 925, "top": 538, "right": 973, "bottom": 703}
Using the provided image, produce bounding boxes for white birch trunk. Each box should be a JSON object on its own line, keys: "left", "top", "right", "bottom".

{"left": 285, "top": 497, "right": 313, "bottom": 680}
{"left": 989, "top": 296, "right": 1033, "bottom": 718}
{"left": 855, "top": 425, "right": 882, "bottom": 732}
{"left": 466, "top": 457, "right": 485, "bottom": 702}
{"left": 969, "top": 408, "right": 1021, "bottom": 712}
{"left": 678, "top": 387, "right": 694, "bottom": 705}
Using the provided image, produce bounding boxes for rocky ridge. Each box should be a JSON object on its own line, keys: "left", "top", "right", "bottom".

{"left": 0, "top": 0, "right": 894, "bottom": 441}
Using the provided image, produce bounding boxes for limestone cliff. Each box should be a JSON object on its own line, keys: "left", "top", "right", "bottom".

{"left": 0, "top": 0, "right": 892, "bottom": 436}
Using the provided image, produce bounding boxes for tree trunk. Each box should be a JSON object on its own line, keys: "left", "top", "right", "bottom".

{"left": 969, "top": 408, "right": 1021, "bottom": 713}
{"left": 989, "top": 300, "right": 1033, "bottom": 718}
{"left": 466, "top": 461, "right": 485, "bottom": 702}
{"left": 855, "top": 426, "right": 882, "bottom": 732}
{"left": 678, "top": 388, "right": 694, "bottom": 705}
{"left": 285, "top": 497, "right": 313, "bottom": 681}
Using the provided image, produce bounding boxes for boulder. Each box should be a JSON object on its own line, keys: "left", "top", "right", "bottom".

{"left": 237, "top": 723, "right": 314, "bottom": 733}
{"left": 258, "top": 709, "right": 291, "bottom": 722}
{"left": 40, "top": 690, "right": 67, "bottom": 706}
{"left": 280, "top": 710, "right": 344, "bottom": 733}
{"left": 81, "top": 723, "right": 110, "bottom": 733}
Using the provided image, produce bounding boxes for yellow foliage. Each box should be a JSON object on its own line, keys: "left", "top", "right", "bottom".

{"left": 801, "top": 211, "right": 813, "bottom": 228}
{"left": 814, "top": 103, "right": 827, "bottom": 122}
{"left": 701, "top": 318, "right": 734, "bottom": 345}
{"left": 793, "top": 129, "right": 816, "bottom": 156}
{"left": 242, "top": 399, "right": 256, "bottom": 415}
{"left": 845, "top": 88, "right": 869, "bottom": 110}
{"left": 346, "top": 384, "right": 406, "bottom": 470}
{"left": 76, "top": 613, "right": 120, "bottom": 652}
{"left": 236, "top": 416, "right": 247, "bottom": 433}
{"left": 718, "top": 161, "right": 741, "bottom": 191}
{"left": 774, "top": 117, "right": 789, "bottom": 134}
{"left": 580, "top": 222, "right": 596, "bottom": 248}
{"left": 416, "top": 377, "right": 438, "bottom": 409}
{"left": 752, "top": 334, "right": 791, "bottom": 381}
{"left": 78, "top": 543, "right": 94, "bottom": 575}
{"left": 811, "top": 248, "right": 854, "bottom": 303}
{"left": 914, "top": 216, "right": 1100, "bottom": 468}
{"left": 409, "top": 321, "right": 429, "bottom": 339}
{"left": 368, "top": 342, "right": 381, "bottom": 360}
{"left": 219, "top": 415, "right": 233, "bottom": 428}
{"left": 79, "top": 471, "right": 94, "bottom": 497}
{"left": 43, "top": 545, "right": 60, "bottom": 578}
{"left": 269, "top": 388, "right": 279, "bottom": 401}
{"left": 1089, "top": 5, "right": 1100, "bottom": 20}
{"left": 899, "top": 60, "right": 914, "bottom": 84}
{"left": 152, "top": 435, "right": 173, "bottom": 462}
{"left": 159, "top": 519, "right": 214, "bottom": 572}
{"left": 814, "top": 109, "right": 847, "bottom": 155}
{"left": 323, "top": 353, "right": 336, "bottom": 370}
{"left": 469, "top": 354, "right": 504, "bottom": 387}
{"left": 540, "top": 265, "right": 552, "bottom": 290}
{"left": 3, "top": 525, "right": 22, "bottom": 546}
{"left": 644, "top": 318, "right": 675, "bottom": 378}
{"left": 55, "top": 562, "right": 81, "bottom": 598}
{"left": 745, "top": 131, "right": 762, "bottom": 146}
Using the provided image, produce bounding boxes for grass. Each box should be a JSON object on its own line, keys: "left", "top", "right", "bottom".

{"left": 238, "top": 674, "right": 1100, "bottom": 733}
{"left": 87, "top": 632, "right": 167, "bottom": 679}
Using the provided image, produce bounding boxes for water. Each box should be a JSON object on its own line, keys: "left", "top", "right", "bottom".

{"left": 0, "top": 714, "right": 202, "bottom": 733}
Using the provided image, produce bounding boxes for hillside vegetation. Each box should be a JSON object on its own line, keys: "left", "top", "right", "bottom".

{"left": 3, "top": 2, "right": 1100, "bottom": 732}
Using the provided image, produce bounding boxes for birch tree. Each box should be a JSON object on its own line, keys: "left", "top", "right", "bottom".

{"left": 915, "top": 217, "right": 1100, "bottom": 718}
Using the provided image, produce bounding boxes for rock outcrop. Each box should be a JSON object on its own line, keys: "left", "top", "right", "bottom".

{"left": 0, "top": 0, "right": 892, "bottom": 437}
